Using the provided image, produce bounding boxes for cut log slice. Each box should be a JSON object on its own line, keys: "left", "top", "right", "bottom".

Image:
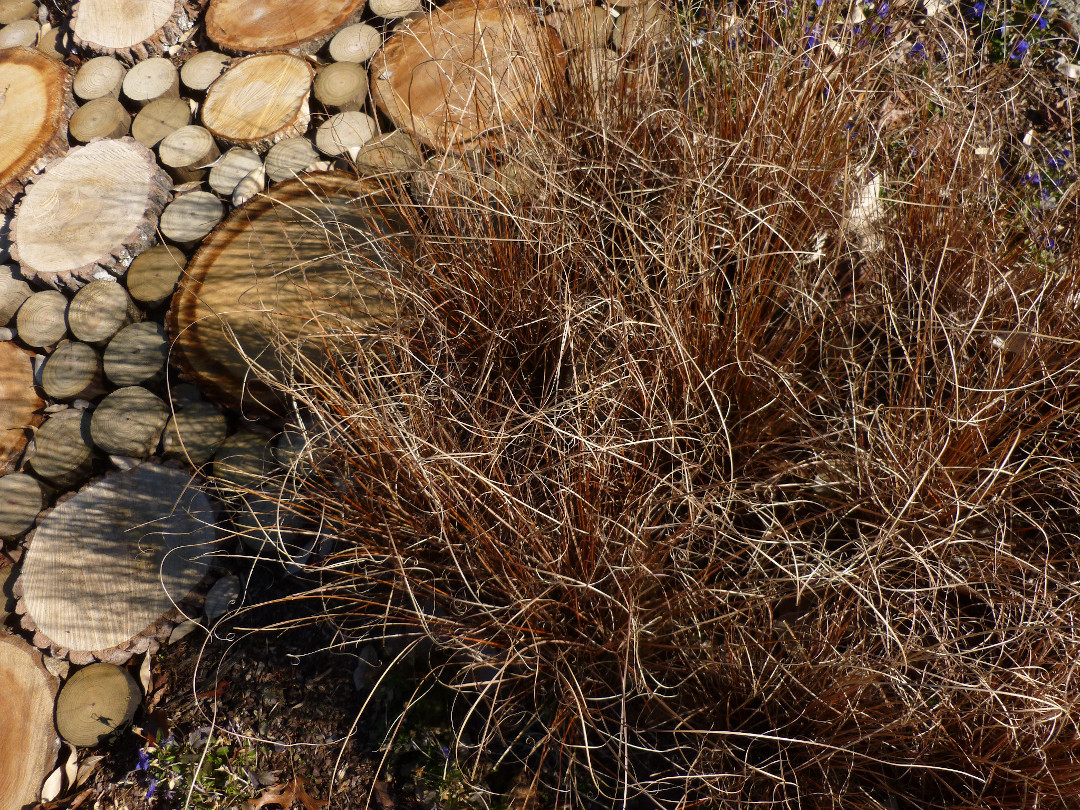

{"left": 25, "top": 408, "right": 96, "bottom": 488}
{"left": 169, "top": 172, "right": 404, "bottom": 415}
{"left": 368, "top": 0, "right": 421, "bottom": 19}
{"left": 354, "top": 130, "right": 422, "bottom": 176}
{"left": 131, "top": 96, "right": 192, "bottom": 149}
{"left": 0, "top": 340, "right": 44, "bottom": 473}
{"left": 15, "top": 288, "right": 67, "bottom": 347}
{"left": 0, "top": 634, "right": 59, "bottom": 810}
{"left": 0, "top": 0, "right": 37, "bottom": 24}
{"left": 159, "top": 191, "right": 224, "bottom": 247}
{"left": 205, "top": 0, "right": 367, "bottom": 54}
{"left": 180, "top": 50, "right": 229, "bottom": 93}
{"left": 328, "top": 23, "right": 381, "bottom": 63}
{"left": 125, "top": 244, "right": 185, "bottom": 308}
{"left": 370, "top": 0, "right": 563, "bottom": 151}
{"left": 314, "top": 110, "right": 376, "bottom": 157}
{"left": 264, "top": 136, "right": 318, "bottom": 182}
{"left": 69, "top": 96, "right": 132, "bottom": 142}
{"left": 313, "top": 61, "right": 368, "bottom": 112}
{"left": 161, "top": 400, "right": 226, "bottom": 466}
{"left": 16, "top": 464, "right": 217, "bottom": 662}
{"left": 210, "top": 428, "right": 276, "bottom": 492}
{"left": 158, "top": 125, "right": 221, "bottom": 183}
{"left": 208, "top": 147, "right": 262, "bottom": 196}
{"left": 0, "top": 47, "right": 72, "bottom": 211}
{"left": 71, "top": 0, "right": 190, "bottom": 61}
{"left": 68, "top": 279, "right": 139, "bottom": 345}
{"left": 121, "top": 56, "right": 179, "bottom": 109}
{"left": 73, "top": 54, "right": 126, "bottom": 101}
{"left": 41, "top": 340, "right": 106, "bottom": 401}
{"left": 612, "top": 0, "right": 674, "bottom": 53}
{"left": 0, "top": 18, "right": 40, "bottom": 47}
{"left": 11, "top": 138, "right": 173, "bottom": 290}
{"left": 0, "top": 472, "right": 43, "bottom": 538}
{"left": 201, "top": 53, "right": 314, "bottom": 152}
{"left": 55, "top": 662, "right": 141, "bottom": 747}
{"left": 37, "top": 26, "right": 69, "bottom": 62}
{"left": 0, "top": 266, "right": 32, "bottom": 325}
{"left": 89, "top": 385, "right": 168, "bottom": 457}
{"left": 103, "top": 321, "right": 168, "bottom": 386}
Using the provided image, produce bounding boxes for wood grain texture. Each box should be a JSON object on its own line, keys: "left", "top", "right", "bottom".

{"left": 25, "top": 408, "right": 97, "bottom": 489}
{"left": 201, "top": 53, "right": 314, "bottom": 152}
{"left": 205, "top": 0, "right": 367, "bottom": 54}
{"left": 0, "top": 634, "right": 59, "bottom": 810}
{"left": 16, "top": 464, "right": 218, "bottom": 662}
{"left": 370, "top": 0, "right": 563, "bottom": 151}
{"left": 0, "top": 472, "right": 43, "bottom": 538}
{"left": 168, "top": 171, "right": 404, "bottom": 415}
{"left": 11, "top": 138, "right": 173, "bottom": 290}
{"left": 55, "top": 662, "right": 140, "bottom": 746}
{"left": 72, "top": 0, "right": 189, "bottom": 61}
{"left": 0, "top": 47, "right": 73, "bottom": 210}
{"left": 0, "top": 340, "right": 45, "bottom": 473}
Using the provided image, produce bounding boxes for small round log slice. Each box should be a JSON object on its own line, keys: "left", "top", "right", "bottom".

{"left": 68, "top": 279, "right": 139, "bottom": 345}
{"left": 328, "top": 22, "right": 381, "bottom": 63}
{"left": 158, "top": 125, "right": 220, "bottom": 184}
{"left": 41, "top": 340, "right": 106, "bottom": 401}
{"left": 208, "top": 147, "right": 262, "bottom": 196}
{"left": 25, "top": 408, "right": 96, "bottom": 489}
{"left": 205, "top": 0, "right": 367, "bottom": 54}
{"left": 161, "top": 400, "right": 226, "bottom": 466}
{"left": 15, "top": 289, "right": 67, "bottom": 347}
{"left": 16, "top": 464, "right": 218, "bottom": 662}
{"left": 0, "top": 47, "right": 72, "bottom": 211}
{"left": 73, "top": 54, "right": 126, "bottom": 101}
{"left": 131, "top": 96, "right": 192, "bottom": 149}
{"left": 89, "top": 385, "right": 168, "bottom": 457}
{"left": 121, "top": 56, "right": 179, "bottom": 108}
{"left": 125, "top": 244, "right": 185, "bottom": 308}
{"left": 0, "top": 634, "right": 59, "bottom": 810}
{"left": 69, "top": 96, "right": 132, "bottom": 142}
{"left": 55, "top": 662, "right": 141, "bottom": 746}
{"left": 369, "top": 0, "right": 421, "bottom": 19}
{"left": 314, "top": 110, "right": 375, "bottom": 157}
{"left": 0, "top": 472, "right": 43, "bottom": 538}
{"left": 0, "top": 0, "right": 37, "bottom": 24}
{"left": 180, "top": 50, "right": 229, "bottom": 93}
{"left": 71, "top": 0, "right": 190, "bottom": 62}
{"left": 103, "top": 321, "right": 168, "bottom": 386}
{"left": 313, "top": 61, "right": 368, "bottom": 112}
{"left": 264, "top": 136, "right": 318, "bottom": 182}
{"left": 0, "top": 266, "right": 32, "bottom": 325}
{"left": 201, "top": 53, "right": 314, "bottom": 152}
{"left": 0, "top": 19, "right": 40, "bottom": 48}
{"left": 354, "top": 130, "right": 422, "bottom": 176}
{"left": 370, "top": 0, "right": 563, "bottom": 151}
{"left": 0, "top": 340, "right": 44, "bottom": 473}
{"left": 11, "top": 138, "right": 173, "bottom": 290}
{"left": 169, "top": 172, "right": 403, "bottom": 415}
{"left": 159, "top": 191, "right": 224, "bottom": 247}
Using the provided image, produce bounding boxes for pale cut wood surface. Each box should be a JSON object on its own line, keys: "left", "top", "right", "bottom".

{"left": 25, "top": 408, "right": 96, "bottom": 488}
{"left": 0, "top": 47, "right": 72, "bottom": 210}
{"left": 73, "top": 54, "right": 126, "bottom": 101}
{"left": 15, "top": 288, "right": 67, "bottom": 347}
{"left": 158, "top": 125, "right": 220, "bottom": 183}
{"left": 169, "top": 172, "right": 404, "bottom": 415}
{"left": 370, "top": 0, "right": 563, "bottom": 151}
{"left": 206, "top": 0, "right": 367, "bottom": 54}
{"left": 72, "top": 0, "right": 186, "bottom": 60}
{"left": 68, "top": 279, "right": 139, "bottom": 344}
{"left": 354, "top": 130, "right": 422, "bottom": 176}
{"left": 0, "top": 634, "right": 59, "bottom": 810}
{"left": 17, "top": 464, "right": 217, "bottom": 661}
{"left": 161, "top": 400, "right": 226, "bottom": 465}
{"left": 0, "top": 471, "right": 43, "bottom": 538}
{"left": 41, "top": 340, "right": 105, "bottom": 401}
{"left": 11, "top": 137, "right": 172, "bottom": 289}
{"left": 180, "top": 50, "right": 229, "bottom": 92}
{"left": 0, "top": 266, "right": 31, "bottom": 324}
{"left": 0, "top": 0, "right": 38, "bottom": 24}
{"left": 201, "top": 53, "right": 314, "bottom": 151}
{"left": 160, "top": 191, "right": 224, "bottom": 245}
{"left": 369, "top": 0, "right": 421, "bottom": 19}
{"left": 314, "top": 110, "right": 376, "bottom": 156}
{"left": 69, "top": 96, "right": 131, "bottom": 141}
{"left": 0, "top": 19, "right": 41, "bottom": 47}
{"left": 131, "top": 96, "right": 191, "bottom": 148}
{"left": 89, "top": 385, "right": 168, "bottom": 457}
{"left": 208, "top": 147, "right": 262, "bottom": 196}
{"left": 264, "top": 136, "right": 318, "bottom": 182}
{"left": 55, "top": 662, "right": 141, "bottom": 746}
{"left": 124, "top": 244, "right": 185, "bottom": 307}
{"left": 121, "top": 56, "right": 179, "bottom": 108}
{"left": 103, "top": 321, "right": 168, "bottom": 386}
{"left": 328, "top": 22, "right": 381, "bottom": 62}
{"left": 0, "top": 340, "right": 44, "bottom": 473}
{"left": 313, "top": 61, "right": 368, "bottom": 112}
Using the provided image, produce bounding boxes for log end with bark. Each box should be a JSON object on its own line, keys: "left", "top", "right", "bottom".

{"left": 71, "top": 0, "right": 192, "bottom": 62}
{"left": 0, "top": 633, "right": 59, "bottom": 810}
{"left": 205, "top": 0, "right": 367, "bottom": 54}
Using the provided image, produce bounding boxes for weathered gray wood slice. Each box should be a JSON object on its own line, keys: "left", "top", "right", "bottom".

{"left": 264, "top": 137, "right": 318, "bottom": 182}
{"left": 160, "top": 191, "right": 224, "bottom": 247}
{"left": 103, "top": 321, "right": 168, "bottom": 386}
{"left": 0, "top": 340, "right": 44, "bottom": 472}
{"left": 131, "top": 96, "right": 192, "bottom": 149}
{"left": 41, "top": 340, "right": 106, "bottom": 401}
{"left": 208, "top": 147, "right": 262, "bottom": 196}
{"left": 15, "top": 289, "right": 67, "bottom": 347}
{"left": 161, "top": 400, "right": 226, "bottom": 466}
{"left": 15, "top": 464, "right": 219, "bottom": 663}
{"left": 11, "top": 138, "right": 173, "bottom": 290}
{"left": 168, "top": 172, "right": 404, "bottom": 415}
{"left": 68, "top": 279, "right": 139, "bottom": 345}
{"left": 0, "top": 47, "right": 73, "bottom": 210}
{"left": 0, "top": 266, "right": 31, "bottom": 325}
{"left": 125, "top": 244, "right": 185, "bottom": 308}
{"left": 159, "top": 125, "right": 220, "bottom": 184}
{"left": 89, "top": 385, "right": 168, "bottom": 457}
{"left": 370, "top": 0, "right": 563, "bottom": 151}
{"left": 201, "top": 53, "right": 314, "bottom": 152}
{"left": 314, "top": 110, "right": 376, "bottom": 156}
{"left": 0, "top": 472, "right": 43, "bottom": 538}
{"left": 205, "top": 0, "right": 367, "bottom": 54}
{"left": 25, "top": 408, "right": 96, "bottom": 488}
{"left": 121, "top": 56, "right": 179, "bottom": 108}
{"left": 55, "top": 662, "right": 141, "bottom": 746}
{"left": 0, "top": 634, "right": 59, "bottom": 810}
{"left": 72, "top": 0, "right": 192, "bottom": 62}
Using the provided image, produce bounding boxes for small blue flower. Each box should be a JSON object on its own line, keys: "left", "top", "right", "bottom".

{"left": 909, "top": 41, "right": 925, "bottom": 57}
{"left": 970, "top": 1, "right": 986, "bottom": 17}
{"left": 1036, "top": 15, "right": 1049, "bottom": 29}
{"left": 852, "top": 23, "right": 862, "bottom": 34}
{"left": 135, "top": 749, "right": 150, "bottom": 772}
{"left": 1064, "top": 149, "right": 1072, "bottom": 158}
{"left": 1045, "top": 237, "right": 1057, "bottom": 251}
{"left": 877, "top": 1, "right": 890, "bottom": 15}
{"left": 1011, "top": 39, "right": 1030, "bottom": 59}
{"left": 146, "top": 779, "right": 159, "bottom": 800}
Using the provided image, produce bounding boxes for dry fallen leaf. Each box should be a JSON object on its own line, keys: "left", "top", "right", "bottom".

{"left": 246, "top": 777, "right": 327, "bottom": 810}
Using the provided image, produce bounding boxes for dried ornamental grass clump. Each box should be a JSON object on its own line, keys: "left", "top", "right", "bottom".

{"left": 258, "top": 3, "right": 1080, "bottom": 807}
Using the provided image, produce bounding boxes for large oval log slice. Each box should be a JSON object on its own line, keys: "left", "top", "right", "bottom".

{"left": 0, "top": 634, "right": 59, "bottom": 810}
{"left": 169, "top": 172, "right": 404, "bottom": 416}
{"left": 0, "top": 340, "right": 44, "bottom": 474}
{"left": 11, "top": 138, "right": 172, "bottom": 290}
{"left": 201, "top": 53, "right": 314, "bottom": 152}
{"left": 0, "top": 47, "right": 72, "bottom": 210}
{"left": 71, "top": 0, "right": 191, "bottom": 62}
{"left": 205, "top": 0, "right": 367, "bottom": 54}
{"left": 370, "top": 0, "right": 563, "bottom": 151}
{"left": 15, "top": 464, "right": 218, "bottom": 663}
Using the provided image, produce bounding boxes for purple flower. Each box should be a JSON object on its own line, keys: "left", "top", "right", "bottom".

{"left": 1036, "top": 15, "right": 1049, "bottom": 28}
{"left": 877, "top": 1, "right": 890, "bottom": 15}
{"left": 1011, "top": 39, "right": 1030, "bottom": 59}
{"left": 909, "top": 41, "right": 925, "bottom": 56}
{"left": 970, "top": 1, "right": 985, "bottom": 17}
{"left": 146, "top": 779, "right": 159, "bottom": 801}
{"left": 135, "top": 749, "right": 150, "bottom": 772}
